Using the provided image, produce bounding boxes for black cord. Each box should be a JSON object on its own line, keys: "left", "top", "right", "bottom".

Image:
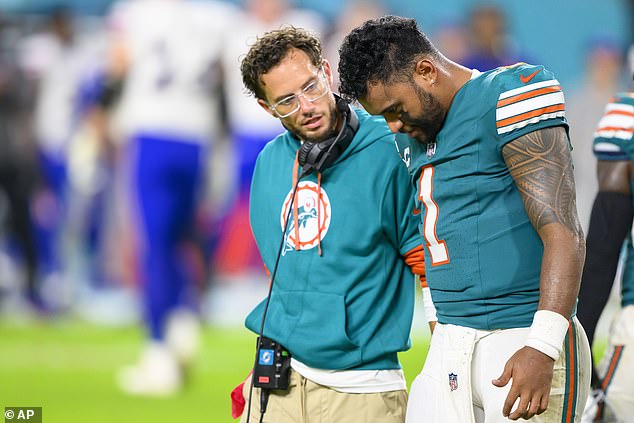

{"left": 259, "top": 390, "right": 270, "bottom": 423}
{"left": 245, "top": 167, "right": 310, "bottom": 423}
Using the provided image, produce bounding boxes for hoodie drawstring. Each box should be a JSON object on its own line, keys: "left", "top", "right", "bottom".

{"left": 291, "top": 151, "right": 323, "bottom": 256}
{"left": 292, "top": 152, "right": 300, "bottom": 251}
{"left": 316, "top": 172, "right": 322, "bottom": 256}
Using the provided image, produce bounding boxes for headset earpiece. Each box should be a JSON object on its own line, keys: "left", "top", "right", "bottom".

{"left": 298, "top": 95, "right": 359, "bottom": 176}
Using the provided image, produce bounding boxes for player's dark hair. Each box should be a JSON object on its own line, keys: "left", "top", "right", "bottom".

{"left": 241, "top": 26, "right": 323, "bottom": 101}
{"left": 338, "top": 15, "right": 441, "bottom": 102}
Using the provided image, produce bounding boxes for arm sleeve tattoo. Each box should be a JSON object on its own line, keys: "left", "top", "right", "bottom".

{"left": 502, "top": 126, "right": 582, "bottom": 234}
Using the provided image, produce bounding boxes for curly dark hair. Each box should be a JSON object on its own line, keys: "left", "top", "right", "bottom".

{"left": 241, "top": 26, "right": 323, "bottom": 101}
{"left": 338, "top": 15, "right": 439, "bottom": 102}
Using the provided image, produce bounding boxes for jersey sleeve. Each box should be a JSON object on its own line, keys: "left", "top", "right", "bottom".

{"left": 493, "top": 64, "right": 568, "bottom": 148}
{"left": 592, "top": 93, "right": 634, "bottom": 161}
{"left": 381, "top": 149, "right": 423, "bottom": 256}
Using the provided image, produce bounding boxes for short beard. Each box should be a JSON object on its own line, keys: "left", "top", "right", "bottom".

{"left": 285, "top": 104, "right": 339, "bottom": 144}
{"left": 402, "top": 83, "right": 445, "bottom": 144}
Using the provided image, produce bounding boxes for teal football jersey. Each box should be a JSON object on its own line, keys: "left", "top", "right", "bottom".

{"left": 396, "top": 63, "right": 569, "bottom": 330}
{"left": 593, "top": 92, "right": 634, "bottom": 307}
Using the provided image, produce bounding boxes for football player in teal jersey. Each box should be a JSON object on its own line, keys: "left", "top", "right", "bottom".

{"left": 338, "top": 16, "right": 591, "bottom": 422}
{"left": 577, "top": 70, "right": 634, "bottom": 422}
{"left": 233, "top": 26, "right": 427, "bottom": 423}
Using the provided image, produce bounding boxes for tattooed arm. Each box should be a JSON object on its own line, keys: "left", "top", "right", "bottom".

{"left": 502, "top": 125, "right": 585, "bottom": 318}
{"left": 492, "top": 126, "right": 586, "bottom": 420}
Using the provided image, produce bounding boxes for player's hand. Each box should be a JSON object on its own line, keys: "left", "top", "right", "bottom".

{"left": 491, "top": 346, "right": 554, "bottom": 420}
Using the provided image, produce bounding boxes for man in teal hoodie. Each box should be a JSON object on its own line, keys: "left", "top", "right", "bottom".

{"left": 235, "top": 26, "right": 427, "bottom": 422}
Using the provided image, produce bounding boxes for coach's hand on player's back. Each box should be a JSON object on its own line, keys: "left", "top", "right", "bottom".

{"left": 491, "top": 346, "right": 555, "bottom": 420}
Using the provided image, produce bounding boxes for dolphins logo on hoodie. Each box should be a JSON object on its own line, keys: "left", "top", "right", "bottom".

{"left": 280, "top": 181, "right": 331, "bottom": 256}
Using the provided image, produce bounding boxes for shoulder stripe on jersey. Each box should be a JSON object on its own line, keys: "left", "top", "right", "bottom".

{"left": 497, "top": 111, "right": 566, "bottom": 135}
{"left": 496, "top": 80, "right": 565, "bottom": 135}
{"left": 599, "top": 111, "right": 634, "bottom": 124}
{"left": 497, "top": 106, "right": 565, "bottom": 134}
{"left": 593, "top": 103, "right": 634, "bottom": 142}
{"left": 602, "top": 103, "right": 634, "bottom": 119}
{"left": 496, "top": 91, "right": 564, "bottom": 122}
{"left": 594, "top": 142, "right": 624, "bottom": 152}
{"left": 594, "top": 129, "right": 633, "bottom": 141}
{"left": 497, "top": 85, "right": 562, "bottom": 108}
{"left": 498, "top": 79, "right": 560, "bottom": 100}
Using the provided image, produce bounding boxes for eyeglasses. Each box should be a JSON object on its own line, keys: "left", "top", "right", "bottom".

{"left": 269, "top": 69, "right": 330, "bottom": 118}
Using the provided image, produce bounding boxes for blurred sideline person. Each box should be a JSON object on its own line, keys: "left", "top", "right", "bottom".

{"left": 233, "top": 27, "right": 426, "bottom": 422}
{"left": 214, "top": 0, "right": 325, "bottom": 275}
{"left": 0, "top": 18, "right": 39, "bottom": 310}
{"left": 322, "top": 0, "right": 386, "bottom": 92}
{"left": 102, "top": 0, "right": 234, "bottom": 396}
{"left": 568, "top": 39, "right": 625, "bottom": 233}
{"left": 461, "top": 5, "right": 524, "bottom": 72}
{"left": 21, "top": 8, "right": 94, "bottom": 304}
{"left": 338, "top": 16, "right": 591, "bottom": 422}
{"left": 578, "top": 69, "right": 634, "bottom": 423}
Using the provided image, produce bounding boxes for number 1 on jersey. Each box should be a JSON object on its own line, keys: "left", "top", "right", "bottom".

{"left": 419, "top": 165, "right": 450, "bottom": 266}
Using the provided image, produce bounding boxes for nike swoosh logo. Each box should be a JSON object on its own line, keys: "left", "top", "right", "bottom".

{"left": 412, "top": 208, "right": 421, "bottom": 216}
{"left": 520, "top": 69, "right": 540, "bottom": 84}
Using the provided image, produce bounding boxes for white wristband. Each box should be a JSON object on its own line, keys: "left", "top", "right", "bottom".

{"left": 422, "top": 287, "right": 437, "bottom": 323}
{"left": 525, "top": 310, "right": 569, "bottom": 361}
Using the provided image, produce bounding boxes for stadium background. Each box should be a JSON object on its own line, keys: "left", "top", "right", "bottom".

{"left": 0, "top": 0, "right": 632, "bottom": 422}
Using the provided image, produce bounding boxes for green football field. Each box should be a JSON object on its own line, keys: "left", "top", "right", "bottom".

{"left": 0, "top": 319, "right": 607, "bottom": 423}
{"left": 0, "top": 320, "right": 430, "bottom": 423}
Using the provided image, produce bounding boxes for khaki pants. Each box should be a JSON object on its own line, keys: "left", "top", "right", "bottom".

{"left": 241, "top": 369, "right": 407, "bottom": 423}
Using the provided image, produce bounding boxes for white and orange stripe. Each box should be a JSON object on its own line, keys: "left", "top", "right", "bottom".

{"left": 496, "top": 79, "right": 565, "bottom": 135}
{"left": 593, "top": 102, "right": 634, "bottom": 141}
{"left": 594, "top": 142, "right": 623, "bottom": 154}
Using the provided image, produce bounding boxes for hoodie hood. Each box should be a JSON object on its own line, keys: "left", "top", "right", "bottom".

{"left": 274, "top": 107, "right": 393, "bottom": 173}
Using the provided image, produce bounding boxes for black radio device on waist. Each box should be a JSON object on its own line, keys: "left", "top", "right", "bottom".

{"left": 253, "top": 336, "right": 291, "bottom": 390}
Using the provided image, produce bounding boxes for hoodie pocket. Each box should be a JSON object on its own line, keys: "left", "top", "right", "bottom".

{"left": 246, "top": 290, "right": 363, "bottom": 369}
{"left": 284, "top": 290, "right": 362, "bottom": 369}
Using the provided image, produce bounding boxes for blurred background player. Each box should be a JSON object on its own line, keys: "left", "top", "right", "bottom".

{"left": 322, "top": 0, "right": 386, "bottom": 92}
{"left": 20, "top": 7, "right": 97, "bottom": 310}
{"left": 214, "top": 0, "right": 325, "bottom": 275}
{"left": 102, "top": 0, "right": 235, "bottom": 396}
{"left": 461, "top": 5, "right": 524, "bottom": 71}
{"left": 0, "top": 16, "right": 40, "bottom": 312}
{"left": 568, "top": 38, "right": 625, "bottom": 233}
{"left": 578, "top": 49, "right": 634, "bottom": 422}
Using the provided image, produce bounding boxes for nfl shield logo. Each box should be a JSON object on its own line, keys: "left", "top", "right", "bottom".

{"left": 448, "top": 373, "right": 458, "bottom": 391}
{"left": 426, "top": 142, "right": 437, "bottom": 159}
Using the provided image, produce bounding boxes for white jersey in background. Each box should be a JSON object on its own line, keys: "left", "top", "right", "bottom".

{"left": 108, "top": 0, "right": 237, "bottom": 142}
{"left": 21, "top": 31, "right": 102, "bottom": 158}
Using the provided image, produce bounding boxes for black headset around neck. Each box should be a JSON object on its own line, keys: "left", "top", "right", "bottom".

{"left": 297, "top": 95, "right": 359, "bottom": 176}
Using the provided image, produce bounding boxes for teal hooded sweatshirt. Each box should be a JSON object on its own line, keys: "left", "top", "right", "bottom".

{"left": 246, "top": 107, "right": 421, "bottom": 371}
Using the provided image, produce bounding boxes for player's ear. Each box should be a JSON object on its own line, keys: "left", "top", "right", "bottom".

{"left": 321, "top": 59, "right": 334, "bottom": 89}
{"left": 414, "top": 59, "right": 437, "bottom": 87}
{"left": 258, "top": 98, "right": 276, "bottom": 117}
